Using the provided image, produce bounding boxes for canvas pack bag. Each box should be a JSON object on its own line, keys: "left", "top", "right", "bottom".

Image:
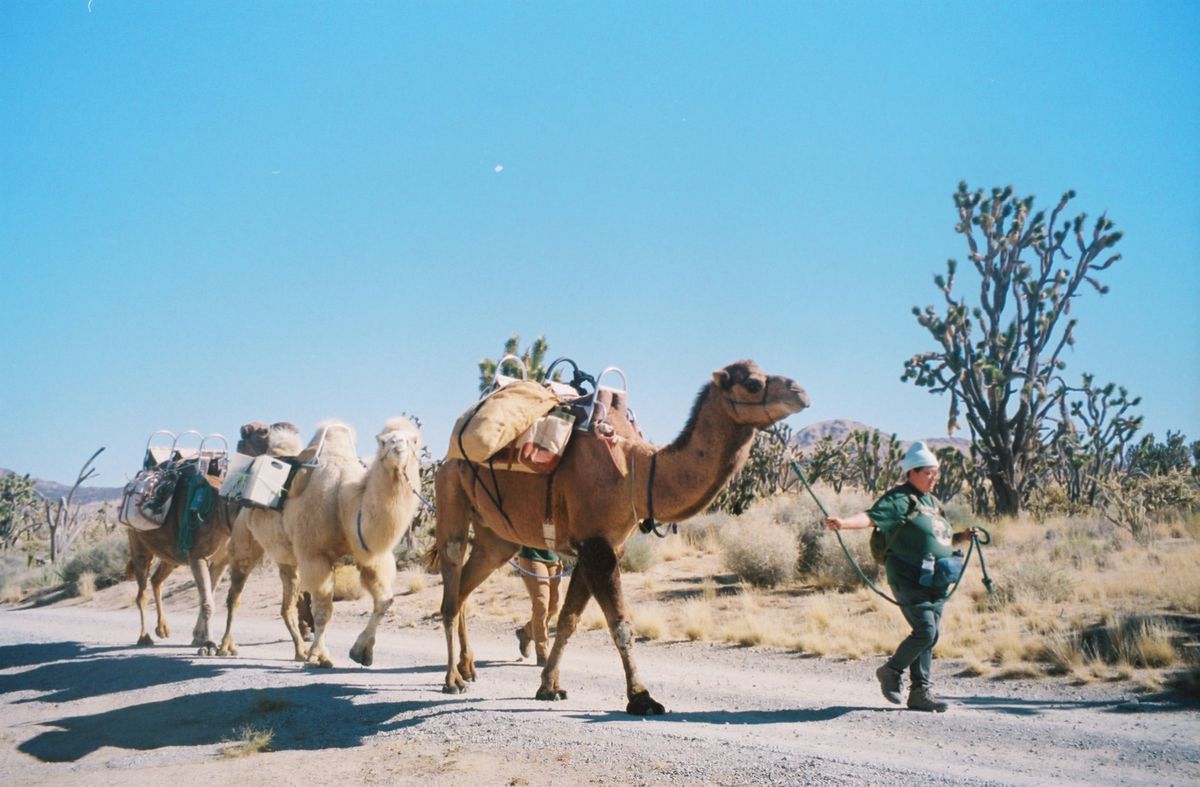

{"left": 446, "top": 380, "right": 561, "bottom": 465}
{"left": 119, "top": 468, "right": 180, "bottom": 531}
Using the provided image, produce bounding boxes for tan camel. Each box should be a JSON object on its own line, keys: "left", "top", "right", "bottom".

{"left": 233, "top": 417, "right": 423, "bottom": 667}
{"left": 431, "top": 359, "right": 809, "bottom": 714}
{"left": 215, "top": 421, "right": 311, "bottom": 659}
{"left": 125, "top": 424, "right": 268, "bottom": 652}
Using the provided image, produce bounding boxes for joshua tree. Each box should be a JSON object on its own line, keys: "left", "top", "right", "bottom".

{"left": 903, "top": 183, "right": 1124, "bottom": 515}
{"left": 43, "top": 448, "right": 104, "bottom": 563}
{"left": 478, "top": 335, "right": 556, "bottom": 393}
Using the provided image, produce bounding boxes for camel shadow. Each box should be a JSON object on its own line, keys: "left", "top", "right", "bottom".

{"left": 18, "top": 684, "right": 419, "bottom": 763}
{"left": 959, "top": 692, "right": 1198, "bottom": 716}
{"left": 0, "top": 650, "right": 234, "bottom": 704}
{"left": 0, "top": 640, "right": 126, "bottom": 670}
{"left": 571, "top": 705, "right": 868, "bottom": 724}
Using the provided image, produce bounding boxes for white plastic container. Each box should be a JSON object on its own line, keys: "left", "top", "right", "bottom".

{"left": 220, "top": 453, "right": 292, "bottom": 509}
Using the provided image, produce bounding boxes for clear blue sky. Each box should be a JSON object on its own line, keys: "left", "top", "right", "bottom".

{"left": 2, "top": 1, "right": 1198, "bottom": 487}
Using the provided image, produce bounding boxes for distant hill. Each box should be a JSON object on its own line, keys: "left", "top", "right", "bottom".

{"left": 792, "top": 420, "right": 969, "bottom": 455}
{"left": 0, "top": 468, "right": 124, "bottom": 505}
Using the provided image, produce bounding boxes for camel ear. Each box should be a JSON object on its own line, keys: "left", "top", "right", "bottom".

{"left": 712, "top": 368, "right": 731, "bottom": 389}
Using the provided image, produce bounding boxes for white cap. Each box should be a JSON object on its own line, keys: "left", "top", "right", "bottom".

{"left": 901, "top": 441, "right": 938, "bottom": 474}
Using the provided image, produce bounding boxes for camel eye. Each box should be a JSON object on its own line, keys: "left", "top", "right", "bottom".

{"left": 743, "top": 379, "right": 763, "bottom": 394}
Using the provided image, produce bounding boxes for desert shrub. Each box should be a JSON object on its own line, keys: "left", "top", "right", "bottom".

{"left": 793, "top": 486, "right": 881, "bottom": 591}
{"left": 0, "top": 553, "right": 31, "bottom": 600}
{"left": 979, "top": 560, "right": 1076, "bottom": 612}
{"left": 720, "top": 519, "right": 796, "bottom": 587}
{"left": 619, "top": 535, "right": 656, "bottom": 573}
{"left": 1075, "top": 615, "right": 1181, "bottom": 668}
{"left": 681, "top": 511, "right": 729, "bottom": 550}
{"left": 59, "top": 535, "right": 127, "bottom": 596}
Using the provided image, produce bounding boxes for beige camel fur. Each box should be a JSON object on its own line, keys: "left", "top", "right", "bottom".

{"left": 125, "top": 423, "right": 269, "bottom": 652}
{"left": 242, "top": 417, "right": 423, "bottom": 668}
{"left": 215, "top": 421, "right": 309, "bottom": 658}
{"left": 432, "top": 360, "right": 809, "bottom": 714}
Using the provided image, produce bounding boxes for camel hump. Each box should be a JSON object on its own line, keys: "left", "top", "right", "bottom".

{"left": 305, "top": 421, "right": 357, "bottom": 461}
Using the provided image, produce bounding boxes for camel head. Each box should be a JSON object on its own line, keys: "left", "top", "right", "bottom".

{"left": 237, "top": 422, "right": 270, "bottom": 457}
{"left": 375, "top": 416, "right": 423, "bottom": 485}
{"left": 711, "top": 360, "right": 810, "bottom": 427}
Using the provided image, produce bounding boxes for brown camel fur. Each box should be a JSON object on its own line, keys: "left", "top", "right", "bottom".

{"left": 431, "top": 360, "right": 809, "bottom": 715}
{"left": 215, "top": 421, "right": 313, "bottom": 659}
{"left": 125, "top": 424, "right": 269, "bottom": 652}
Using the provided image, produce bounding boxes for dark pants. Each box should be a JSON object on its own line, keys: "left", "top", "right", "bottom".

{"left": 886, "top": 562, "right": 946, "bottom": 688}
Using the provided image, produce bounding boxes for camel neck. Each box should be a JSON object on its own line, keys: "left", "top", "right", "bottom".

{"left": 641, "top": 386, "right": 756, "bottom": 522}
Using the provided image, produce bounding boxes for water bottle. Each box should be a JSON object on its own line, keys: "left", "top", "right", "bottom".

{"left": 919, "top": 553, "right": 936, "bottom": 587}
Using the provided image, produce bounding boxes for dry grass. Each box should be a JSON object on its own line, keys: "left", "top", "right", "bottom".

{"left": 221, "top": 725, "right": 273, "bottom": 758}
{"left": 398, "top": 569, "right": 425, "bottom": 595}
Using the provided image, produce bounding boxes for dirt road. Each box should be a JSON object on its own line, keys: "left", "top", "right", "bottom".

{"left": 2, "top": 585, "right": 1197, "bottom": 786}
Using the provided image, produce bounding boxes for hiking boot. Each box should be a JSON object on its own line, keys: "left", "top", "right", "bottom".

{"left": 875, "top": 663, "right": 903, "bottom": 705}
{"left": 515, "top": 627, "right": 532, "bottom": 659}
{"left": 907, "top": 685, "right": 949, "bottom": 713}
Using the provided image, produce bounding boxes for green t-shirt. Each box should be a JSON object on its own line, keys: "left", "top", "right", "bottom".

{"left": 518, "top": 546, "right": 560, "bottom": 563}
{"left": 866, "top": 483, "right": 954, "bottom": 566}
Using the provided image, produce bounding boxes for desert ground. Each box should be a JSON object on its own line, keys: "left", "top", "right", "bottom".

{"left": 1, "top": 554, "right": 1198, "bottom": 787}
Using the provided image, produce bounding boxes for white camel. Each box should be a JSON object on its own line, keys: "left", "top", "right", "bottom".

{"left": 283, "top": 417, "right": 423, "bottom": 668}
{"left": 217, "top": 421, "right": 310, "bottom": 659}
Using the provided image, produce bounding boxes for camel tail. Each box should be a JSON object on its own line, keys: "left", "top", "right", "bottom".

{"left": 421, "top": 545, "right": 441, "bottom": 572}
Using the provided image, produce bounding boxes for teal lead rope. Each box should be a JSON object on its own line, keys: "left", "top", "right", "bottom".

{"left": 787, "top": 457, "right": 993, "bottom": 606}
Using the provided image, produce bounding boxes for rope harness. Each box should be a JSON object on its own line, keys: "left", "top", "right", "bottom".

{"left": 787, "top": 455, "right": 993, "bottom": 608}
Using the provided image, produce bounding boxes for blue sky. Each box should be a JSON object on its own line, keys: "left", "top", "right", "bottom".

{"left": 2, "top": 1, "right": 1197, "bottom": 487}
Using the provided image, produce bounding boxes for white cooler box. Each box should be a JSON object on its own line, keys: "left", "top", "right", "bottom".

{"left": 220, "top": 453, "right": 292, "bottom": 509}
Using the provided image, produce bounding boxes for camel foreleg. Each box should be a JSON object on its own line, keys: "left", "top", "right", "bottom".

{"left": 129, "top": 547, "right": 154, "bottom": 646}
{"left": 536, "top": 564, "right": 594, "bottom": 702}
{"left": 349, "top": 559, "right": 395, "bottom": 667}
{"left": 150, "top": 561, "right": 174, "bottom": 641}
{"left": 578, "top": 536, "right": 665, "bottom": 716}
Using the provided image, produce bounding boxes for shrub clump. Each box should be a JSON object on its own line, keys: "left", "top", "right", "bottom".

{"left": 619, "top": 535, "right": 657, "bottom": 573}
{"left": 60, "top": 536, "right": 128, "bottom": 597}
{"left": 720, "top": 518, "right": 796, "bottom": 587}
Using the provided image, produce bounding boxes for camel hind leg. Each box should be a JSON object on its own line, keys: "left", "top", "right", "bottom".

{"left": 436, "top": 513, "right": 516, "bottom": 692}
{"left": 277, "top": 564, "right": 310, "bottom": 661}
{"left": 298, "top": 556, "right": 336, "bottom": 668}
{"left": 188, "top": 556, "right": 220, "bottom": 653}
{"left": 349, "top": 558, "right": 395, "bottom": 667}
{"left": 577, "top": 536, "right": 665, "bottom": 716}
{"left": 536, "top": 563, "right": 594, "bottom": 702}
{"left": 217, "top": 520, "right": 263, "bottom": 657}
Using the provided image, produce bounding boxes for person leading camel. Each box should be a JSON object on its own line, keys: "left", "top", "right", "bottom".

{"left": 514, "top": 546, "right": 562, "bottom": 666}
{"left": 824, "top": 441, "right": 978, "bottom": 712}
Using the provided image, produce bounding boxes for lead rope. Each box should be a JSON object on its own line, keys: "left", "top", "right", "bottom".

{"left": 777, "top": 440, "right": 992, "bottom": 607}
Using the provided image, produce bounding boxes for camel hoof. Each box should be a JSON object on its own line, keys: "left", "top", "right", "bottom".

{"left": 443, "top": 683, "right": 467, "bottom": 695}
{"left": 136, "top": 634, "right": 154, "bottom": 647}
{"left": 627, "top": 691, "right": 666, "bottom": 716}
{"left": 535, "top": 687, "right": 567, "bottom": 701}
{"left": 350, "top": 648, "right": 373, "bottom": 667}
{"left": 218, "top": 645, "right": 238, "bottom": 657}
{"left": 195, "top": 642, "right": 219, "bottom": 657}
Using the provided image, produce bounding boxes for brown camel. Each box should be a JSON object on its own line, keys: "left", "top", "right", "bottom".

{"left": 125, "top": 424, "right": 269, "bottom": 652}
{"left": 431, "top": 359, "right": 809, "bottom": 715}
